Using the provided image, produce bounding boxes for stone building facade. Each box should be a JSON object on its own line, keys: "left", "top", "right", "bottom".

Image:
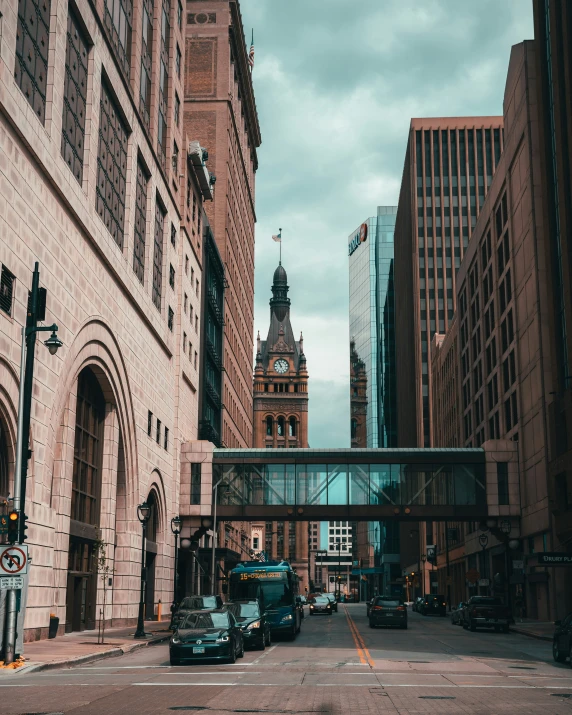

{"left": 0, "top": 0, "right": 216, "bottom": 641}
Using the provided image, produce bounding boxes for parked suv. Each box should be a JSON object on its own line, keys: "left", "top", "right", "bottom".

{"left": 225, "top": 599, "right": 271, "bottom": 650}
{"left": 461, "top": 596, "right": 510, "bottom": 632}
{"left": 171, "top": 594, "right": 224, "bottom": 631}
{"left": 369, "top": 596, "right": 407, "bottom": 629}
{"left": 420, "top": 594, "right": 447, "bottom": 616}
{"left": 553, "top": 613, "right": 572, "bottom": 664}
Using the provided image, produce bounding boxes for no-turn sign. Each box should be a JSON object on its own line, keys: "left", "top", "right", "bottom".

{"left": 0, "top": 545, "right": 28, "bottom": 575}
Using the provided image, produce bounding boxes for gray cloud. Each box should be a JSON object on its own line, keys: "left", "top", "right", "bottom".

{"left": 241, "top": 0, "right": 533, "bottom": 448}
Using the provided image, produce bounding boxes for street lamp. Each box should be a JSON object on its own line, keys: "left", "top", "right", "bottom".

{"left": 134, "top": 501, "right": 151, "bottom": 639}
{"left": 409, "top": 529, "right": 420, "bottom": 600}
{"left": 170, "top": 515, "right": 182, "bottom": 615}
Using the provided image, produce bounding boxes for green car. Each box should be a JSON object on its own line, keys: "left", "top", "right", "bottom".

{"left": 170, "top": 609, "right": 244, "bottom": 665}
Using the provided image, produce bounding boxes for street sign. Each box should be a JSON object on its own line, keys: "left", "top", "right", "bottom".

{"left": 479, "top": 534, "right": 489, "bottom": 548}
{"left": 478, "top": 579, "right": 490, "bottom": 587}
{"left": 466, "top": 568, "right": 480, "bottom": 583}
{"left": 538, "top": 552, "right": 572, "bottom": 565}
{"left": 0, "top": 545, "right": 28, "bottom": 575}
{"left": 0, "top": 576, "right": 24, "bottom": 590}
{"left": 0, "top": 514, "right": 9, "bottom": 535}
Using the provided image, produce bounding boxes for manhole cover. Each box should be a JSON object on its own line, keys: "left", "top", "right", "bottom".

{"left": 508, "top": 666, "right": 536, "bottom": 670}
{"left": 419, "top": 696, "right": 456, "bottom": 700}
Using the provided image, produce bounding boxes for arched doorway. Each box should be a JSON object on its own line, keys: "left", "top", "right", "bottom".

{"left": 65, "top": 368, "right": 105, "bottom": 632}
{"left": 145, "top": 490, "right": 160, "bottom": 620}
{"left": 0, "top": 418, "right": 11, "bottom": 499}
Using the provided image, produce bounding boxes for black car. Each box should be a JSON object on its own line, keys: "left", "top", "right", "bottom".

{"left": 553, "top": 612, "right": 572, "bottom": 664}
{"left": 451, "top": 601, "right": 467, "bottom": 625}
{"left": 225, "top": 599, "right": 271, "bottom": 650}
{"left": 413, "top": 597, "right": 425, "bottom": 613}
{"left": 369, "top": 596, "right": 408, "bottom": 629}
{"left": 309, "top": 596, "right": 332, "bottom": 615}
{"left": 421, "top": 594, "right": 447, "bottom": 617}
{"left": 171, "top": 594, "right": 224, "bottom": 630}
{"left": 170, "top": 609, "right": 244, "bottom": 665}
{"left": 324, "top": 593, "right": 338, "bottom": 612}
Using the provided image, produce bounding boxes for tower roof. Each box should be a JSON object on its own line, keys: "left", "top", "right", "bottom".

{"left": 273, "top": 263, "right": 287, "bottom": 284}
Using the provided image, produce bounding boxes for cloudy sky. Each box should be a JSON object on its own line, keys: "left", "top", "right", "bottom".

{"left": 240, "top": 0, "right": 534, "bottom": 448}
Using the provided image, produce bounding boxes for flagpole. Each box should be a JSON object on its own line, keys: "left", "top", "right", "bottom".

{"left": 279, "top": 228, "right": 282, "bottom": 264}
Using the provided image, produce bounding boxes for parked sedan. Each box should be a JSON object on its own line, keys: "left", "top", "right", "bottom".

{"left": 225, "top": 599, "right": 271, "bottom": 650}
{"left": 309, "top": 596, "right": 332, "bottom": 615}
{"left": 552, "top": 613, "right": 572, "bottom": 664}
{"left": 171, "top": 594, "right": 224, "bottom": 630}
{"left": 369, "top": 597, "right": 408, "bottom": 629}
{"left": 170, "top": 609, "right": 244, "bottom": 665}
{"left": 451, "top": 601, "right": 467, "bottom": 625}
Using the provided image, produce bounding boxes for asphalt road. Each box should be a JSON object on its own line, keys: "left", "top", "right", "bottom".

{"left": 1, "top": 604, "right": 572, "bottom": 714}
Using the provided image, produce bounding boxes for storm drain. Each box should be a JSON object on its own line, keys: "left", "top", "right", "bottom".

{"left": 419, "top": 696, "right": 456, "bottom": 700}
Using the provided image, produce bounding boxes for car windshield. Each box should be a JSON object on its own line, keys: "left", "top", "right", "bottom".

{"left": 313, "top": 597, "right": 329, "bottom": 604}
{"left": 182, "top": 612, "right": 229, "bottom": 629}
{"left": 262, "top": 582, "right": 294, "bottom": 608}
{"left": 238, "top": 603, "right": 260, "bottom": 618}
{"left": 471, "top": 597, "right": 502, "bottom": 605}
{"left": 375, "top": 598, "right": 401, "bottom": 607}
{"left": 325, "top": 594, "right": 335, "bottom": 600}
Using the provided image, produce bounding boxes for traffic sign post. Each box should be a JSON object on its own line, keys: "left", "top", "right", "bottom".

{"left": 0, "top": 576, "right": 24, "bottom": 590}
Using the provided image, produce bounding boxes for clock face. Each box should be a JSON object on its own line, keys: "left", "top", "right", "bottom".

{"left": 274, "top": 358, "right": 289, "bottom": 374}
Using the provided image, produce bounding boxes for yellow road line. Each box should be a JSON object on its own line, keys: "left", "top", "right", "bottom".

{"left": 343, "top": 605, "right": 375, "bottom": 668}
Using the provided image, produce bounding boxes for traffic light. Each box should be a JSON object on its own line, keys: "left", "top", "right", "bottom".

{"left": 20, "top": 513, "right": 29, "bottom": 542}
{"left": 7, "top": 511, "right": 19, "bottom": 544}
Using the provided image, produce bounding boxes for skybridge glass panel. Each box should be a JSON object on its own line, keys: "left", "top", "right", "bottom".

{"left": 302, "top": 464, "right": 328, "bottom": 505}
{"left": 370, "top": 464, "right": 397, "bottom": 505}
{"left": 327, "top": 464, "right": 348, "bottom": 505}
{"left": 265, "top": 463, "right": 286, "bottom": 505}
{"left": 349, "top": 464, "right": 369, "bottom": 504}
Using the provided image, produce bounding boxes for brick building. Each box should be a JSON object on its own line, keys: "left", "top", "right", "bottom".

{"left": 0, "top": 0, "right": 220, "bottom": 641}
{"left": 184, "top": 0, "right": 261, "bottom": 450}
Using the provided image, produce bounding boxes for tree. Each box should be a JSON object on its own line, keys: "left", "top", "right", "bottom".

{"left": 93, "top": 531, "right": 114, "bottom": 644}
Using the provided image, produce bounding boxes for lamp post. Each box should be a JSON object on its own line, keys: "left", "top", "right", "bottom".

{"left": 134, "top": 501, "right": 151, "bottom": 638}
{"left": 409, "top": 529, "right": 420, "bottom": 600}
{"left": 210, "top": 478, "right": 226, "bottom": 594}
{"left": 170, "top": 515, "right": 182, "bottom": 614}
{"left": 4, "top": 263, "right": 63, "bottom": 665}
{"left": 421, "top": 554, "right": 426, "bottom": 597}
{"left": 478, "top": 532, "right": 489, "bottom": 595}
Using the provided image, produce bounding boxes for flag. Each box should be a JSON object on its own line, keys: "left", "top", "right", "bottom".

{"left": 272, "top": 231, "right": 282, "bottom": 243}
{"left": 248, "top": 30, "right": 255, "bottom": 71}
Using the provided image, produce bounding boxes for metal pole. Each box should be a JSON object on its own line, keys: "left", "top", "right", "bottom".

{"left": 134, "top": 521, "right": 147, "bottom": 638}
{"left": 445, "top": 521, "right": 451, "bottom": 611}
{"left": 173, "top": 532, "right": 179, "bottom": 605}
{"left": 210, "top": 482, "right": 218, "bottom": 594}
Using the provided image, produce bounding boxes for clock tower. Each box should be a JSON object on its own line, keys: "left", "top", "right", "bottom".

{"left": 252, "top": 263, "right": 310, "bottom": 591}
{"left": 253, "top": 263, "right": 308, "bottom": 448}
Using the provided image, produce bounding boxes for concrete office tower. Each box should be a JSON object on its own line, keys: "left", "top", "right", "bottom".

{"left": 185, "top": 0, "right": 261, "bottom": 448}
{"left": 533, "top": 0, "right": 572, "bottom": 606}
{"left": 395, "top": 118, "right": 504, "bottom": 450}
{"left": 0, "top": 0, "right": 212, "bottom": 639}
{"left": 348, "top": 208, "right": 398, "bottom": 448}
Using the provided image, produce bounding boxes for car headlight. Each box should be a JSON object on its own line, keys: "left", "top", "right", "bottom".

{"left": 281, "top": 614, "right": 293, "bottom": 622}
{"left": 171, "top": 636, "right": 181, "bottom": 644}
{"left": 310, "top": 605, "right": 314, "bottom": 609}
{"left": 246, "top": 620, "right": 261, "bottom": 630}
{"left": 216, "top": 635, "right": 230, "bottom": 642}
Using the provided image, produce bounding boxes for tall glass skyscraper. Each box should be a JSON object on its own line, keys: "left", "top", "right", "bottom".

{"left": 348, "top": 206, "right": 398, "bottom": 448}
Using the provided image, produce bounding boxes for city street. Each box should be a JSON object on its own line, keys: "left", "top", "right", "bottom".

{"left": 1, "top": 605, "right": 571, "bottom": 714}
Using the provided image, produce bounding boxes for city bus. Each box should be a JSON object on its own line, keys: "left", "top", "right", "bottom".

{"left": 228, "top": 561, "right": 301, "bottom": 639}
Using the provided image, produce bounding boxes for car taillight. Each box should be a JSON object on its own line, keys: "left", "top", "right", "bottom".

{"left": 442, "top": 603, "right": 446, "bottom": 606}
{"left": 372, "top": 606, "right": 383, "bottom": 611}
{"left": 397, "top": 606, "right": 405, "bottom": 611}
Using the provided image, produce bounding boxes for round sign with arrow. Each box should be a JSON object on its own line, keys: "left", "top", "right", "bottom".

{"left": 0, "top": 545, "right": 28, "bottom": 574}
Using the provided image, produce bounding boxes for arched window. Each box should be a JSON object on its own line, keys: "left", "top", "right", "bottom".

{"left": 351, "top": 419, "right": 357, "bottom": 439}
{"left": 288, "top": 417, "right": 296, "bottom": 438}
{"left": 277, "top": 417, "right": 285, "bottom": 437}
{"left": 266, "top": 416, "right": 273, "bottom": 436}
{"left": 71, "top": 368, "right": 105, "bottom": 525}
{"left": 146, "top": 490, "right": 158, "bottom": 543}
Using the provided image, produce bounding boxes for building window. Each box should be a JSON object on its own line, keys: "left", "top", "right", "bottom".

{"left": 253, "top": 536, "right": 259, "bottom": 550}
{"left": 71, "top": 369, "right": 104, "bottom": 525}
{"left": 0, "top": 266, "right": 15, "bottom": 316}
{"left": 169, "top": 264, "right": 175, "bottom": 289}
{"left": 196, "top": 279, "right": 200, "bottom": 297}
{"left": 174, "top": 93, "right": 180, "bottom": 126}
{"left": 133, "top": 159, "right": 149, "bottom": 282}
{"left": 147, "top": 410, "right": 153, "bottom": 436}
{"left": 184, "top": 293, "right": 188, "bottom": 312}
{"left": 156, "top": 418, "right": 161, "bottom": 444}
{"left": 168, "top": 306, "right": 174, "bottom": 331}
{"left": 61, "top": 9, "right": 89, "bottom": 183}
{"left": 171, "top": 223, "right": 176, "bottom": 248}
{"left": 157, "top": 0, "right": 170, "bottom": 169}
{"left": 185, "top": 254, "right": 189, "bottom": 275}
{"left": 277, "top": 417, "right": 285, "bottom": 437}
{"left": 96, "top": 82, "right": 128, "bottom": 248}
{"left": 172, "top": 140, "right": 179, "bottom": 175}
{"left": 497, "top": 462, "right": 509, "bottom": 505}
{"left": 139, "top": 0, "right": 153, "bottom": 128}
{"left": 266, "top": 416, "right": 273, "bottom": 436}
{"left": 176, "top": 44, "right": 181, "bottom": 78}
{"left": 190, "top": 463, "right": 201, "bottom": 504}
{"left": 177, "top": 0, "right": 183, "bottom": 28}
{"left": 194, "top": 351, "right": 198, "bottom": 369}
{"left": 289, "top": 417, "right": 296, "bottom": 438}
{"left": 195, "top": 315, "right": 198, "bottom": 333}
{"left": 555, "top": 473, "right": 569, "bottom": 511}
{"left": 183, "top": 332, "right": 187, "bottom": 351}
{"left": 104, "top": 0, "right": 133, "bottom": 77}
{"left": 164, "top": 426, "right": 169, "bottom": 450}
{"left": 152, "top": 201, "right": 166, "bottom": 310}
{"left": 15, "top": 0, "right": 52, "bottom": 123}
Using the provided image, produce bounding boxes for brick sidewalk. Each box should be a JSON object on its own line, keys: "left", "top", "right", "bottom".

{"left": 7, "top": 620, "right": 171, "bottom": 673}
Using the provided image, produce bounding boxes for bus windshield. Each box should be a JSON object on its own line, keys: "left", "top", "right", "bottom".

{"left": 229, "top": 570, "right": 296, "bottom": 609}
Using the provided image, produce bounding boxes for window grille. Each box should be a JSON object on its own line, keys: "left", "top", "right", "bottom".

{"left": 152, "top": 201, "right": 166, "bottom": 310}
{"left": 15, "top": 0, "right": 51, "bottom": 123}
{"left": 96, "top": 82, "right": 128, "bottom": 247}
{"left": 133, "top": 160, "right": 148, "bottom": 282}
{"left": 157, "top": 0, "right": 170, "bottom": 169}
{"left": 0, "top": 266, "right": 15, "bottom": 316}
{"left": 104, "top": 0, "right": 133, "bottom": 78}
{"left": 61, "top": 10, "right": 89, "bottom": 183}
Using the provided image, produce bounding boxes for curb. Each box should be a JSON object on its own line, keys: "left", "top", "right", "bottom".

{"left": 21, "top": 633, "right": 171, "bottom": 674}
{"left": 511, "top": 627, "right": 552, "bottom": 642}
